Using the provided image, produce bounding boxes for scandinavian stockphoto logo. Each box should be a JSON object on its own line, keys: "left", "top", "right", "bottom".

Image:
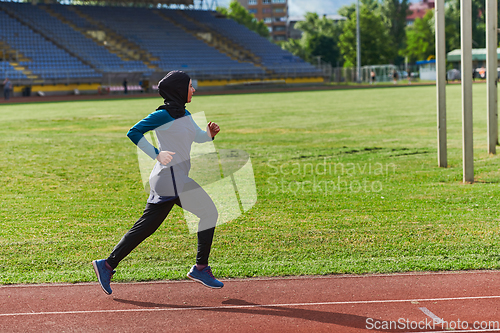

{"left": 136, "top": 111, "right": 257, "bottom": 233}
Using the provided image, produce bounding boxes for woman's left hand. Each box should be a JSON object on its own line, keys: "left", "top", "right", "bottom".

{"left": 207, "top": 122, "right": 220, "bottom": 138}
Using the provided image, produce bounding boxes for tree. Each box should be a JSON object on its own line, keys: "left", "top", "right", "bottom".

{"left": 381, "top": 0, "right": 410, "bottom": 65}
{"left": 306, "top": 34, "right": 341, "bottom": 66}
{"left": 471, "top": 0, "right": 486, "bottom": 48}
{"left": 444, "top": 0, "right": 486, "bottom": 51}
{"left": 401, "top": 0, "right": 487, "bottom": 65}
{"left": 337, "top": 3, "right": 356, "bottom": 20}
{"left": 216, "top": 1, "right": 270, "bottom": 38}
{"left": 402, "top": 10, "right": 435, "bottom": 63}
{"left": 297, "top": 13, "right": 343, "bottom": 66}
{"left": 339, "top": 0, "right": 409, "bottom": 65}
{"left": 280, "top": 38, "right": 308, "bottom": 61}
{"left": 281, "top": 13, "right": 343, "bottom": 66}
{"left": 444, "top": 0, "right": 461, "bottom": 53}
{"left": 339, "top": 3, "right": 393, "bottom": 66}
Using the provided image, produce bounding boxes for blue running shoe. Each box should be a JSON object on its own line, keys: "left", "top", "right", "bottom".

{"left": 187, "top": 265, "right": 224, "bottom": 289}
{"left": 92, "top": 259, "right": 115, "bottom": 295}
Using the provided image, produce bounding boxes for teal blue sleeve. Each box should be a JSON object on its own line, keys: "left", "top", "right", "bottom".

{"left": 127, "top": 110, "right": 174, "bottom": 159}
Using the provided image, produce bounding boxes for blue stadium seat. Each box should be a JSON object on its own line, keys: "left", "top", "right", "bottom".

{"left": 0, "top": 4, "right": 319, "bottom": 81}
{"left": 0, "top": 9, "right": 100, "bottom": 80}
{"left": 76, "top": 5, "right": 264, "bottom": 77}
{"left": 0, "top": 2, "right": 149, "bottom": 74}
{"left": 185, "top": 10, "right": 321, "bottom": 76}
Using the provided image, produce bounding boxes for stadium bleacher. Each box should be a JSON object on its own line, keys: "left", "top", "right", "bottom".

{"left": 0, "top": 2, "right": 151, "bottom": 74}
{"left": 158, "top": 9, "right": 205, "bottom": 33}
{"left": 0, "top": 61, "right": 27, "bottom": 80}
{"left": 46, "top": 3, "right": 94, "bottom": 30}
{"left": 184, "top": 10, "right": 322, "bottom": 76}
{"left": 0, "top": 9, "right": 100, "bottom": 81}
{"left": 0, "top": 2, "right": 322, "bottom": 88}
{"left": 75, "top": 5, "right": 265, "bottom": 77}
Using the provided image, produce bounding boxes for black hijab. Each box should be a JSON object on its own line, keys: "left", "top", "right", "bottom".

{"left": 157, "top": 70, "right": 191, "bottom": 119}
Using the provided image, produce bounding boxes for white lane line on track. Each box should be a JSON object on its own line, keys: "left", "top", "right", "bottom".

{"left": 418, "top": 307, "right": 444, "bottom": 324}
{"left": 2, "top": 295, "right": 500, "bottom": 317}
{"left": 411, "top": 329, "right": 498, "bottom": 333}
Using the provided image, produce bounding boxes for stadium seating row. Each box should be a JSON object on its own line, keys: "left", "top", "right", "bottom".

{"left": 0, "top": 3, "right": 322, "bottom": 82}
{"left": 0, "top": 9, "right": 100, "bottom": 80}
{"left": 74, "top": 5, "right": 265, "bottom": 77}
{"left": 184, "top": 10, "right": 321, "bottom": 76}
{"left": 0, "top": 61, "right": 27, "bottom": 80}
{"left": 0, "top": 2, "right": 150, "bottom": 74}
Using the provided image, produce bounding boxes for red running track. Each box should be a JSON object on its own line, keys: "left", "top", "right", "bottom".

{"left": 1, "top": 271, "right": 500, "bottom": 332}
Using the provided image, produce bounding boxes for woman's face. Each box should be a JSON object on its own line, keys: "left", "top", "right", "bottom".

{"left": 187, "top": 79, "right": 195, "bottom": 103}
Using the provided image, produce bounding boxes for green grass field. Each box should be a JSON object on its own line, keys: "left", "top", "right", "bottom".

{"left": 2, "top": 84, "right": 500, "bottom": 284}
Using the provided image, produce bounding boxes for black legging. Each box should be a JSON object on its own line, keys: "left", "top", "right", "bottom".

{"left": 106, "top": 181, "right": 218, "bottom": 269}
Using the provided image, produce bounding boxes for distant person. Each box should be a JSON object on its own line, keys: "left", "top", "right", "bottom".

{"left": 393, "top": 71, "right": 398, "bottom": 84}
{"left": 92, "top": 71, "right": 223, "bottom": 295}
{"left": 123, "top": 78, "right": 128, "bottom": 94}
{"left": 479, "top": 67, "right": 486, "bottom": 80}
{"left": 370, "top": 70, "right": 376, "bottom": 85}
{"left": 408, "top": 73, "right": 411, "bottom": 85}
{"left": 3, "top": 77, "right": 12, "bottom": 100}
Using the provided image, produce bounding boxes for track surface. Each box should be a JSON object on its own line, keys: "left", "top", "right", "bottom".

{"left": 1, "top": 271, "right": 500, "bottom": 332}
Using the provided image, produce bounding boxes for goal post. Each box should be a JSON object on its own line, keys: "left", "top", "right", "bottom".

{"left": 435, "top": 0, "right": 447, "bottom": 168}
{"left": 436, "top": 0, "right": 498, "bottom": 182}
{"left": 461, "top": 0, "right": 474, "bottom": 183}
{"left": 486, "top": 0, "right": 498, "bottom": 155}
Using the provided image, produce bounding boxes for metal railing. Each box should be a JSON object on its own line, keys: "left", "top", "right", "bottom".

{"left": 1, "top": 65, "right": 329, "bottom": 88}
{"left": 330, "top": 65, "right": 421, "bottom": 84}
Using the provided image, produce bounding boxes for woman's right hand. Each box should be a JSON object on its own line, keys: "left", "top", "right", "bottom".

{"left": 156, "top": 151, "right": 175, "bottom": 165}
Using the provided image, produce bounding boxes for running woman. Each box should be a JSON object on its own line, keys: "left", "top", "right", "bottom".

{"left": 92, "top": 71, "right": 223, "bottom": 294}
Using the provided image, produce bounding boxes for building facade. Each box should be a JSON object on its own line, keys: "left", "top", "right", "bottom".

{"left": 237, "top": 0, "right": 288, "bottom": 41}
{"left": 406, "top": 0, "right": 435, "bottom": 26}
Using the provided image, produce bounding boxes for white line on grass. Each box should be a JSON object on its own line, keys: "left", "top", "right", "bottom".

{"left": 1, "top": 295, "right": 500, "bottom": 317}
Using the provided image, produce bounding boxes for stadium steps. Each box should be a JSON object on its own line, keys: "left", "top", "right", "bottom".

{"left": 0, "top": 41, "right": 30, "bottom": 63}
{"left": 40, "top": 5, "right": 134, "bottom": 59}
{"left": 0, "top": 5, "right": 98, "bottom": 73}
{"left": 68, "top": 6, "right": 160, "bottom": 70}
{"left": 8, "top": 62, "right": 39, "bottom": 80}
{"left": 154, "top": 10, "right": 251, "bottom": 65}
{"left": 0, "top": 42, "right": 40, "bottom": 80}
{"left": 176, "top": 11, "right": 266, "bottom": 69}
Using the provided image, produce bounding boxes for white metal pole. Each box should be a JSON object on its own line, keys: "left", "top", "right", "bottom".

{"left": 435, "top": 0, "right": 447, "bottom": 167}
{"left": 486, "top": 0, "right": 498, "bottom": 154}
{"left": 356, "top": 0, "right": 361, "bottom": 83}
{"left": 461, "top": 0, "right": 474, "bottom": 183}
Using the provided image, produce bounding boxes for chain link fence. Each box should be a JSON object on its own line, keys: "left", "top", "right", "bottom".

{"left": 2, "top": 61, "right": 430, "bottom": 96}
{"left": 329, "top": 64, "right": 421, "bottom": 84}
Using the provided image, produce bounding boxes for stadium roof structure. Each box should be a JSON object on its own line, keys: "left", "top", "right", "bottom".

{"left": 24, "top": 0, "right": 194, "bottom": 7}
{"left": 78, "top": 0, "right": 194, "bottom": 5}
